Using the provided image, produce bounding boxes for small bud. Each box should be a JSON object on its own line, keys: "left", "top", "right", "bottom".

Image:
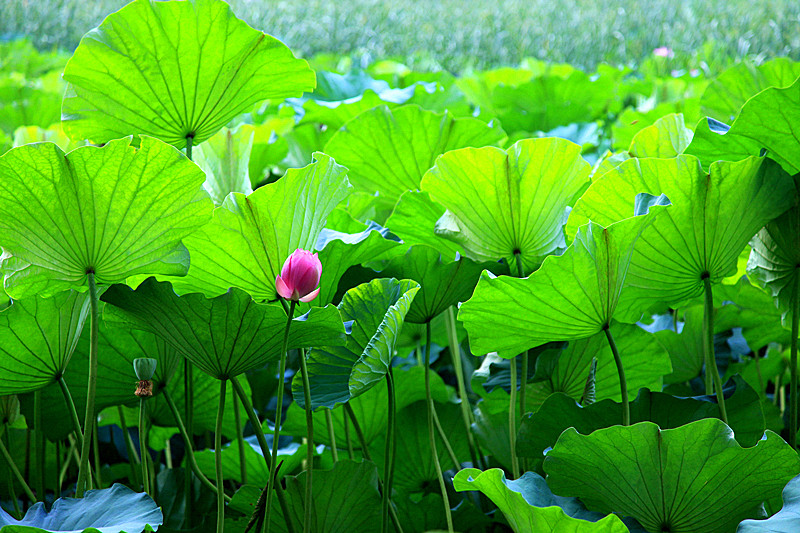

{"left": 275, "top": 249, "right": 322, "bottom": 303}
{"left": 133, "top": 358, "right": 158, "bottom": 381}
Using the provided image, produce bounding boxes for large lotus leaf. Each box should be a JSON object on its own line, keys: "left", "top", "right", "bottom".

{"left": 422, "top": 138, "right": 591, "bottom": 274}
{"left": 174, "top": 152, "right": 351, "bottom": 299}
{"left": 0, "top": 71, "right": 62, "bottom": 136}
{"left": 748, "top": 204, "right": 800, "bottom": 317}
{"left": 656, "top": 306, "right": 705, "bottom": 384}
{"left": 627, "top": 113, "right": 693, "bottom": 158}
{"left": 194, "top": 124, "right": 255, "bottom": 205}
{"left": 460, "top": 209, "right": 663, "bottom": 357}
{"left": 280, "top": 365, "right": 452, "bottom": 447}
{"left": 612, "top": 100, "right": 702, "bottom": 151}
{"left": 544, "top": 419, "right": 800, "bottom": 533}
{"left": 701, "top": 58, "right": 800, "bottom": 123}
{"left": 518, "top": 376, "right": 765, "bottom": 467}
{"left": 378, "top": 245, "right": 501, "bottom": 324}
{"left": 384, "top": 191, "right": 462, "bottom": 259}
{"left": 738, "top": 474, "right": 800, "bottom": 532}
{"left": 687, "top": 78, "right": 800, "bottom": 175}
{"left": 0, "top": 483, "right": 162, "bottom": 533}
{"left": 195, "top": 436, "right": 308, "bottom": 485}
{"left": 324, "top": 105, "right": 505, "bottom": 201}
{"left": 567, "top": 155, "right": 794, "bottom": 320}
{"left": 393, "top": 492, "right": 492, "bottom": 533}
{"left": 61, "top": 0, "right": 315, "bottom": 148}
{"left": 292, "top": 278, "right": 419, "bottom": 409}
{"left": 0, "top": 291, "right": 89, "bottom": 395}
{"left": 101, "top": 278, "right": 346, "bottom": 380}
{"left": 453, "top": 469, "right": 628, "bottom": 533}
{"left": 0, "top": 137, "right": 212, "bottom": 298}
{"left": 314, "top": 209, "right": 402, "bottom": 306}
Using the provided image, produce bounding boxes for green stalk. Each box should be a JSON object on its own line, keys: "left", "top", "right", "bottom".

{"left": 93, "top": 420, "right": 103, "bottom": 489}
{"left": 604, "top": 326, "right": 629, "bottom": 426}
{"left": 34, "top": 391, "right": 45, "bottom": 501}
{"left": 76, "top": 271, "right": 100, "bottom": 498}
{"left": 298, "top": 348, "right": 315, "bottom": 533}
{"left": 161, "top": 389, "right": 229, "bottom": 500}
{"left": 444, "top": 307, "right": 482, "bottom": 470}
{"left": 55, "top": 440, "right": 62, "bottom": 497}
{"left": 703, "top": 277, "right": 728, "bottom": 424}
{"left": 790, "top": 275, "right": 799, "bottom": 448}
{"left": 215, "top": 380, "right": 227, "bottom": 533}
{"left": 184, "top": 360, "right": 194, "bottom": 528}
{"left": 508, "top": 356, "right": 519, "bottom": 477}
{"left": 513, "top": 255, "right": 529, "bottom": 426}
{"left": 0, "top": 426, "right": 36, "bottom": 503}
{"left": 58, "top": 375, "right": 84, "bottom": 448}
{"left": 139, "top": 398, "right": 150, "bottom": 496}
{"left": 381, "top": 369, "right": 396, "bottom": 533}
{"left": 233, "top": 395, "right": 247, "bottom": 484}
{"left": 186, "top": 135, "right": 193, "bottom": 161}
{"left": 117, "top": 406, "right": 141, "bottom": 488}
{"left": 432, "top": 408, "right": 460, "bottom": 469}
{"left": 266, "top": 300, "right": 296, "bottom": 532}
{"left": 425, "top": 321, "right": 454, "bottom": 532}
{"left": 324, "top": 409, "right": 338, "bottom": 463}
{"left": 342, "top": 409, "right": 354, "bottom": 461}
{"left": 230, "top": 376, "right": 295, "bottom": 533}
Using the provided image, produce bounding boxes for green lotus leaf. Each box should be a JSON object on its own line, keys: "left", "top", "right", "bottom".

{"left": 101, "top": 278, "right": 346, "bottom": 380}
{"left": 460, "top": 208, "right": 664, "bottom": 356}
{"left": 384, "top": 191, "right": 462, "bottom": 259}
{"left": 737, "top": 474, "right": 800, "bottom": 532}
{"left": 0, "top": 291, "right": 89, "bottom": 395}
{"left": 61, "top": 0, "right": 315, "bottom": 148}
{"left": 518, "top": 376, "right": 765, "bottom": 469}
{"left": 194, "top": 124, "right": 255, "bottom": 205}
{"left": 174, "top": 152, "right": 352, "bottom": 299}
{"left": 422, "top": 137, "right": 591, "bottom": 275}
{"left": 748, "top": 204, "right": 800, "bottom": 317}
{"left": 453, "top": 468, "right": 629, "bottom": 532}
{"left": 195, "top": 436, "right": 310, "bottom": 485}
{"left": 0, "top": 137, "right": 213, "bottom": 298}
{"left": 612, "top": 99, "right": 701, "bottom": 151}
{"left": 627, "top": 113, "right": 693, "bottom": 158}
{"left": 544, "top": 419, "right": 800, "bottom": 533}
{"left": 292, "top": 278, "right": 419, "bottom": 409}
{"left": 568, "top": 155, "right": 794, "bottom": 320}
{"left": 715, "top": 277, "right": 793, "bottom": 350}
{"left": 324, "top": 105, "right": 505, "bottom": 202}
{"left": 687, "top": 78, "right": 800, "bottom": 175}
{"left": 378, "top": 245, "right": 502, "bottom": 324}
{"left": 393, "top": 492, "right": 492, "bottom": 533}
{"left": 701, "top": 58, "right": 800, "bottom": 123}
{"left": 0, "top": 71, "right": 62, "bottom": 136}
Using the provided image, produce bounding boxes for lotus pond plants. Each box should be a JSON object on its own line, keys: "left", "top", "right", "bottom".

{"left": 2, "top": 1, "right": 800, "bottom": 532}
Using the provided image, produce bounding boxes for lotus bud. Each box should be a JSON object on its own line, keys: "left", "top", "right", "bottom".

{"left": 133, "top": 358, "right": 157, "bottom": 398}
{"left": 275, "top": 249, "right": 322, "bottom": 303}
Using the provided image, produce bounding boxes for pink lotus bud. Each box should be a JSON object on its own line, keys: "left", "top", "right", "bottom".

{"left": 275, "top": 249, "right": 322, "bottom": 303}
{"left": 653, "top": 46, "right": 673, "bottom": 58}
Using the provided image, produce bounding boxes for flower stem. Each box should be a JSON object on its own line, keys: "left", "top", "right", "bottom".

{"left": 76, "top": 271, "right": 99, "bottom": 498}
{"left": 426, "top": 320, "right": 454, "bottom": 532}
{"left": 0, "top": 425, "right": 36, "bottom": 503}
{"left": 184, "top": 360, "right": 194, "bottom": 528}
{"left": 233, "top": 394, "right": 247, "bottom": 484}
{"left": 342, "top": 409, "right": 354, "bottom": 461}
{"left": 117, "top": 406, "right": 140, "bottom": 488}
{"left": 215, "top": 379, "right": 227, "bottom": 533}
{"left": 381, "top": 368, "right": 396, "bottom": 533}
{"left": 324, "top": 409, "right": 338, "bottom": 463}
{"left": 139, "top": 397, "right": 150, "bottom": 496}
{"left": 790, "top": 275, "right": 799, "bottom": 448}
{"left": 34, "top": 390, "right": 45, "bottom": 500}
{"left": 266, "top": 299, "right": 295, "bottom": 532}
{"left": 703, "top": 277, "right": 728, "bottom": 424}
{"left": 604, "top": 326, "right": 629, "bottom": 426}
{"left": 508, "top": 356, "right": 520, "bottom": 477}
{"left": 298, "top": 347, "right": 315, "bottom": 533}
{"left": 57, "top": 375, "right": 83, "bottom": 449}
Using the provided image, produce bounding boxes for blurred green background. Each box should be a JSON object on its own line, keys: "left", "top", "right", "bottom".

{"left": 2, "top": 0, "right": 799, "bottom": 72}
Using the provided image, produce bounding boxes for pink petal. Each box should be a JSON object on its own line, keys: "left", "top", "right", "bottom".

{"left": 299, "top": 287, "right": 320, "bottom": 303}
{"left": 275, "top": 275, "right": 293, "bottom": 299}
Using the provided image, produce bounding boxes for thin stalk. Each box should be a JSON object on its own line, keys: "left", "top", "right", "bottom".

{"left": 184, "top": 360, "right": 194, "bottom": 528}
{"left": 342, "top": 409, "right": 354, "bottom": 461}
{"left": 55, "top": 440, "right": 62, "bottom": 497}
{"left": 215, "top": 380, "right": 227, "bottom": 533}
{"left": 58, "top": 375, "right": 84, "bottom": 448}
{"left": 776, "top": 374, "right": 783, "bottom": 406}
{"left": 76, "top": 272, "right": 100, "bottom": 498}
{"left": 508, "top": 356, "right": 519, "bottom": 478}
{"left": 513, "top": 255, "right": 529, "bottom": 426}
{"left": 233, "top": 395, "right": 247, "bottom": 484}
{"left": 0, "top": 427, "right": 36, "bottom": 503}
{"left": 444, "top": 307, "right": 482, "bottom": 470}
{"left": 93, "top": 420, "right": 103, "bottom": 489}
{"left": 165, "top": 438, "right": 173, "bottom": 469}
{"left": 703, "top": 278, "right": 728, "bottom": 424}
{"left": 185, "top": 135, "right": 193, "bottom": 161}
{"left": 161, "top": 389, "right": 229, "bottom": 501}
{"left": 298, "top": 348, "right": 315, "bottom": 533}
{"left": 432, "top": 408, "right": 460, "bottom": 469}
{"left": 755, "top": 347, "right": 766, "bottom": 398}
{"left": 229, "top": 376, "right": 295, "bottom": 533}
{"left": 416, "top": 338, "right": 424, "bottom": 366}
{"left": 381, "top": 369, "right": 396, "bottom": 533}
{"left": 117, "top": 406, "right": 141, "bottom": 488}
{"left": 604, "top": 326, "right": 629, "bottom": 426}
{"left": 513, "top": 253, "right": 527, "bottom": 475}
{"left": 139, "top": 398, "right": 150, "bottom": 496}
{"left": 266, "top": 299, "right": 296, "bottom": 532}
{"left": 425, "top": 321, "right": 454, "bottom": 532}
{"left": 324, "top": 409, "right": 338, "bottom": 463}
{"left": 34, "top": 391, "right": 45, "bottom": 501}
{"left": 790, "top": 275, "right": 800, "bottom": 448}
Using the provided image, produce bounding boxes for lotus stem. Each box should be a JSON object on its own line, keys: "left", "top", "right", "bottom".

{"left": 342, "top": 409, "right": 354, "bottom": 461}
{"left": 0, "top": 424, "right": 36, "bottom": 503}
{"left": 93, "top": 419, "right": 103, "bottom": 489}
{"left": 58, "top": 374, "right": 83, "bottom": 449}
{"left": 508, "top": 356, "right": 520, "bottom": 477}
{"left": 233, "top": 394, "right": 247, "bottom": 484}
{"left": 604, "top": 325, "right": 629, "bottom": 426}
{"left": 432, "top": 407, "right": 460, "bottom": 469}
{"left": 381, "top": 368, "right": 396, "bottom": 533}
{"left": 76, "top": 271, "right": 100, "bottom": 498}
{"left": 790, "top": 276, "right": 799, "bottom": 448}
{"left": 215, "top": 379, "right": 227, "bottom": 533}
{"left": 34, "top": 390, "right": 45, "bottom": 501}
{"left": 703, "top": 277, "right": 728, "bottom": 424}
{"left": 139, "top": 398, "right": 150, "bottom": 496}
{"left": 184, "top": 360, "right": 194, "bottom": 528}
{"left": 324, "top": 409, "right": 338, "bottom": 463}
{"left": 117, "top": 406, "right": 141, "bottom": 489}
{"left": 426, "top": 320, "right": 454, "bottom": 532}
{"left": 297, "top": 347, "right": 315, "bottom": 533}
